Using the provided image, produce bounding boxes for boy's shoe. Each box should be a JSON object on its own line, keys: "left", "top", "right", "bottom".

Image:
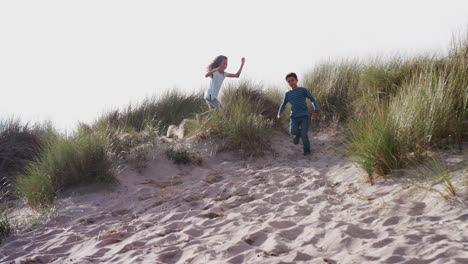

{"left": 293, "top": 135, "right": 300, "bottom": 145}
{"left": 303, "top": 149, "right": 312, "bottom": 156}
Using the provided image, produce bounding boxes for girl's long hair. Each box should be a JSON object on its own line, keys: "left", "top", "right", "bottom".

{"left": 207, "top": 55, "right": 228, "bottom": 73}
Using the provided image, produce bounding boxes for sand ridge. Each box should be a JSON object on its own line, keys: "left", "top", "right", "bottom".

{"left": 0, "top": 131, "right": 467, "bottom": 264}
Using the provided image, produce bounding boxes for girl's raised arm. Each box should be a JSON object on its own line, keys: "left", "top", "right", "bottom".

{"left": 227, "top": 57, "right": 246, "bottom": 78}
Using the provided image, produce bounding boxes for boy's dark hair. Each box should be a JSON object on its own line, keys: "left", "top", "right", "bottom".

{"left": 285, "top": 72, "right": 298, "bottom": 80}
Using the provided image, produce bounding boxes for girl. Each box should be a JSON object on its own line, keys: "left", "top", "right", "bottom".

{"left": 196, "top": 55, "right": 246, "bottom": 121}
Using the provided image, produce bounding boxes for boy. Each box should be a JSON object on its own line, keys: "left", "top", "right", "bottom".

{"left": 277, "top": 72, "right": 320, "bottom": 156}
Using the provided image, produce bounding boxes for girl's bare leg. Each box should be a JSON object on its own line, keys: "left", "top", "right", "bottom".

{"left": 196, "top": 112, "right": 209, "bottom": 122}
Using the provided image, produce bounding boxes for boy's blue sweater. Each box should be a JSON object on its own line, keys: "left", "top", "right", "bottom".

{"left": 278, "top": 87, "right": 320, "bottom": 118}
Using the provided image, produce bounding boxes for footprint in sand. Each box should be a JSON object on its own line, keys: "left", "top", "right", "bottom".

{"left": 264, "top": 186, "right": 279, "bottom": 194}
{"left": 224, "top": 241, "right": 251, "bottom": 258}
{"left": 282, "top": 176, "right": 306, "bottom": 188}
{"left": 293, "top": 205, "right": 313, "bottom": 216}
{"left": 89, "top": 248, "right": 111, "bottom": 258}
{"left": 33, "top": 229, "right": 63, "bottom": 240}
{"left": 278, "top": 226, "right": 304, "bottom": 241}
{"left": 45, "top": 244, "right": 75, "bottom": 255}
{"left": 243, "top": 230, "right": 268, "bottom": 246}
{"left": 344, "top": 224, "right": 377, "bottom": 239}
{"left": 184, "top": 227, "right": 204, "bottom": 238}
{"left": 293, "top": 252, "right": 314, "bottom": 261}
{"left": 302, "top": 232, "right": 325, "bottom": 246}
{"left": 96, "top": 238, "right": 124, "bottom": 247}
{"left": 222, "top": 196, "right": 255, "bottom": 209}
{"left": 384, "top": 255, "right": 406, "bottom": 263}
{"left": 249, "top": 205, "right": 271, "bottom": 216}
{"left": 164, "top": 211, "right": 196, "bottom": 222}
{"left": 382, "top": 216, "right": 401, "bottom": 226}
{"left": 18, "top": 255, "right": 54, "bottom": 264}
{"left": 424, "top": 234, "right": 449, "bottom": 244}
{"left": 157, "top": 247, "right": 183, "bottom": 264}
{"left": 404, "top": 234, "right": 423, "bottom": 245}
{"left": 455, "top": 214, "right": 468, "bottom": 221}
{"left": 392, "top": 247, "right": 407, "bottom": 255}
{"left": 371, "top": 238, "right": 394, "bottom": 248}
{"left": 416, "top": 215, "right": 442, "bottom": 222}
{"left": 136, "top": 222, "right": 153, "bottom": 230}
{"left": 268, "top": 220, "right": 296, "bottom": 229}
{"left": 116, "top": 241, "right": 146, "bottom": 254}
{"left": 264, "top": 195, "right": 282, "bottom": 205}
{"left": 286, "top": 193, "right": 307, "bottom": 202}
{"left": 408, "top": 201, "right": 426, "bottom": 216}
{"left": 361, "top": 216, "right": 377, "bottom": 224}
{"left": 63, "top": 234, "right": 83, "bottom": 244}
{"left": 262, "top": 243, "right": 290, "bottom": 257}
{"left": 227, "top": 254, "right": 245, "bottom": 264}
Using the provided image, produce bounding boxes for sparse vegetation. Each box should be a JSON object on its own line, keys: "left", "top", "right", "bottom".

{"left": 222, "top": 81, "right": 281, "bottom": 122}
{"left": 0, "top": 209, "right": 11, "bottom": 243}
{"left": 192, "top": 82, "right": 276, "bottom": 156}
{"left": 344, "top": 110, "right": 401, "bottom": 183}
{"left": 165, "top": 146, "right": 202, "bottom": 165}
{"left": 127, "top": 144, "right": 152, "bottom": 173}
{"left": 16, "top": 133, "right": 114, "bottom": 207}
{"left": 302, "top": 56, "right": 441, "bottom": 122}
{"left": 101, "top": 126, "right": 157, "bottom": 162}
{"left": 1, "top": 31, "right": 465, "bottom": 211}
{"left": 0, "top": 119, "right": 57, "bottom": 199}
{"left": 404, "top": 156, "right": 459, "bottom": 200}
{"left": 0, "top": 178, "right": 12, "bottom": 242}
{"left": 315, "top": 34, "right": 468, "bottom": 179}
{"left": 94, "top": 89, "right": 207, "bottom": 134}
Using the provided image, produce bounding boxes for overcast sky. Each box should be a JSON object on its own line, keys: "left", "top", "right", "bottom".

{"left": 1, "top": 0, "right": 467, "bottom": 131}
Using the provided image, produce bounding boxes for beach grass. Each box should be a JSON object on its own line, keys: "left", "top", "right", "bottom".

{"left": 404, "top": 156, "right": 459, "bottom": 200}
{"left": 0, "top": 118, "right": 57, "bottom": 197}
{"left": 16, "top": 133, "right": 114, "bottom": 207}
{"left": 336, "top": 34, "right": 468, "bottom": 177}
{"left": 94, "top": 89, "right": 207, "bottom": 134}
{"left": 191, "top": 81, "right": 277, "bottom": 156}
{"left": 3, "top": 31, "right": 467, "bottom": 208}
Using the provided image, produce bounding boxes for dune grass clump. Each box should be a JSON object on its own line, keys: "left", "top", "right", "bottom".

{"left": 86, "top": 90, "right": 207, "bottom": 167}
{"left": 344, "top": 110, "right": 401, "bottom": 183}
{"left": 0, "top": 119, "right": 56, "bottom": 197}
{"left": 0, "top": 178, "right": 12, "bottom": 243}
{"left": 0, "top": 209, "right": 11, "bottom": 243}
{"left": 95, "top": 89, "right": 207, "bottom": 133}
{"left": 16, "top": 133, "right": 114, "bottom": 207}
{"left": 302, "top": 56, "right": 442, "bottom": 122}
{"left": 193, "top": 82, "right": 276, "bottom": 156}
{"left": 222, "top": 81, "right": 281, "bottom": 121}
{"left": 303, "top": 60, "right": 362, "bottom": 121}
{"left": 390, "top": 69, "right": 462, "bottom": 151}
{"left": 342, "top": 34, "right": 467, "bottom": 180}
{"left": 83, "top": 123, "right": 157, "bottom": 163}
{"left": 0, "top": 119, "right": 42, "bottom": 177}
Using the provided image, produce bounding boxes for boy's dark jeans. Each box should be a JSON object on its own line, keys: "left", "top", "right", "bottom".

{"left": 289, "top": 115, "right": 310, "bottom": 152}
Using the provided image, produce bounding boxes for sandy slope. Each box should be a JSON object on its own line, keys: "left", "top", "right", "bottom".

{"left": 0, "top": 131, "right": 467, "bottom": 264}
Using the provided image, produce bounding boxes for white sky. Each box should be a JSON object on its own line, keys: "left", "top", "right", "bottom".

{"left": 1, "top": 0, "right": 467, "bottom": 131}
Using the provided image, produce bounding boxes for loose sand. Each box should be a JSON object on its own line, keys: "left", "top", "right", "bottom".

{"left": 1, "top": 131, "right": 466, "bottom": 264}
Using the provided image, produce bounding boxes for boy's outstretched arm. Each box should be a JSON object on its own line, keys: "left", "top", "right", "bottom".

{"left": 304, "top": 89, "right": 320, "bottom": 113}
{"left": 277, "top": 94, "right": 289, "bottom": 119}
{"left": 227, "top": 58, "right": 246, "bottom": 78}
{"left": 304, "top": 89, "right": 321, "bottom": 119}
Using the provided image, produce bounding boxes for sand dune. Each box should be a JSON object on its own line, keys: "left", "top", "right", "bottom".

{"left": 1, "top": 131, "right": 467, "bottom": 264}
